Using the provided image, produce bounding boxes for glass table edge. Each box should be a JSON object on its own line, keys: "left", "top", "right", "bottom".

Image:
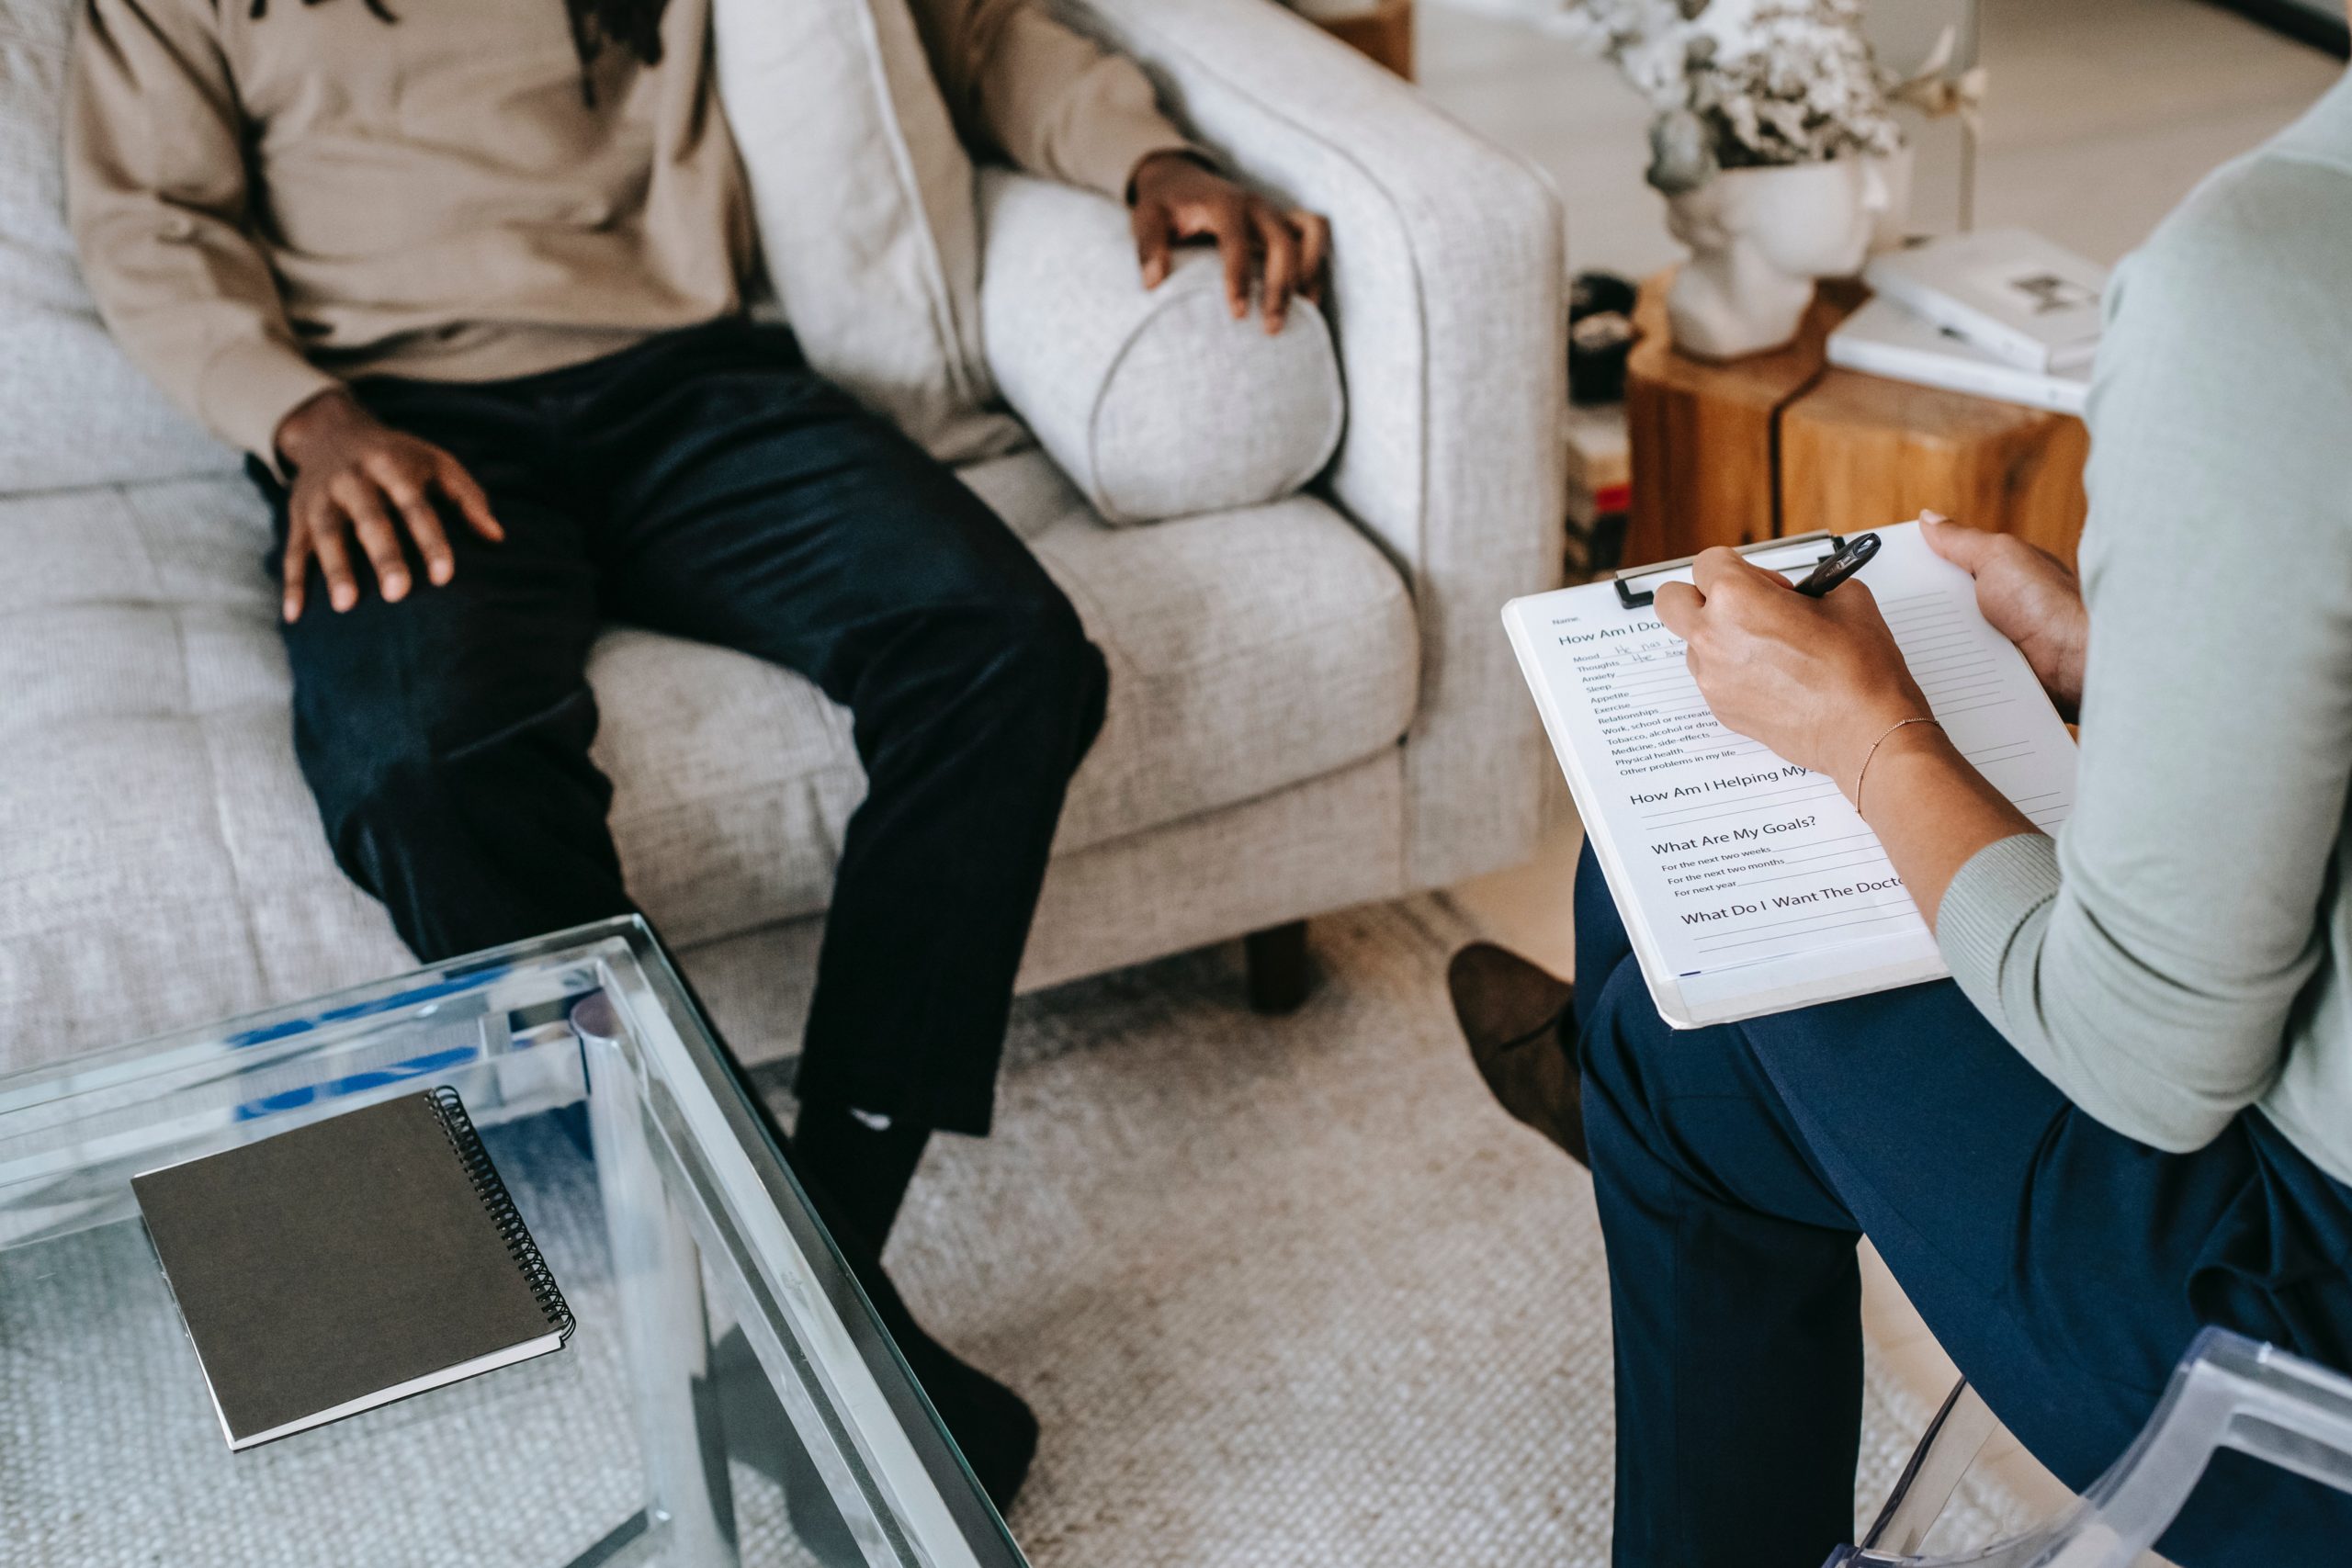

{"left": 0, "top": 916, "right": 1030, "bottom": 1568}
{"left": 0, "top": 918, "right": 646, "bottom": 1111}
{"left": 603, "top": 923, "right": 1029, "bottom": 1568}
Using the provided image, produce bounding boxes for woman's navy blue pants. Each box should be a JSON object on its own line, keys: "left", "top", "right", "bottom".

{"left": 1573, "top": 843, "right": 2352, "bottom": 1566}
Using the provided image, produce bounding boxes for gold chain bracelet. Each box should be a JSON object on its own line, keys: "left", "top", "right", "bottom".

{"left": 1852, "top": 716, "right": 1942, "bottom": 817}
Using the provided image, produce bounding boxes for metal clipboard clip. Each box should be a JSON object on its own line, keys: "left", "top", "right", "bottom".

{"left": 1612, "top": 530, "right": 1848, "bottom": 611}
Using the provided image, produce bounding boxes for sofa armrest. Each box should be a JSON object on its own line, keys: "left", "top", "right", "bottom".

{"left": 1056, "top": 0, "right": 1567, "bottom": 889}
{"left": 978, "top": 169, "right": 1344, "bottom": 524}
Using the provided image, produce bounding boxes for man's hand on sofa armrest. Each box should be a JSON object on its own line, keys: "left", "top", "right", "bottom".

{"left": 1128, "top": 152, "right": 1329, "bottom": 334}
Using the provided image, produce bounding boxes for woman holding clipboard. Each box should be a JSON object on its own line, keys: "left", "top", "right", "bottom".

{"left": 1450, "top": 52, "right": 2352, "bottom": 1568}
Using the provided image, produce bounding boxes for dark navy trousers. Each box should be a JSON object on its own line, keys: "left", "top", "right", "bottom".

{"left": 1572, "top": 844, "right": 2352, "bottom": 1567}
{"left": 256, "top": 321, "right": 1107, "bottom": 1134}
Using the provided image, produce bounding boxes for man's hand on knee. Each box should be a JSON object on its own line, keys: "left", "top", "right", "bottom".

{"left": 272, "top": 389, "right": 505, "bottom": 622}
{"left": 1127, "top": 152, "right": 1330, "bottom": 335}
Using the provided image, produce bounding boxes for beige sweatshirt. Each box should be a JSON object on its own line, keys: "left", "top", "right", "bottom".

{"left": 65, "top": 0, "right": 1196, "bottom": 465}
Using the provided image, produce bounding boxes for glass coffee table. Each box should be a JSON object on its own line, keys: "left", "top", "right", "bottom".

{"left": 0, "top": 919, "right": 1027, "bottom": 1568}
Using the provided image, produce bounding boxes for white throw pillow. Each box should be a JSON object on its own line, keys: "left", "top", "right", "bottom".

{"left": 0, "top": 0, "right": 239, "bottom": 493}
{"left": 711, "top": 0, "right": 1023, "bottom": 464}
{"left": 978, "top": 171, "right": 1344, "bottom": 525}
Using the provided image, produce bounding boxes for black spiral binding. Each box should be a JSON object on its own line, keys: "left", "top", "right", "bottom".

{"left": 426, "top": 1086, "right": 576, "bottom": 1345}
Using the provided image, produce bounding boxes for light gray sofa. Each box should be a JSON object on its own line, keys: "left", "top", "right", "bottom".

{"left": 0, "top": 0, "right": 1565, "bottom": 1073}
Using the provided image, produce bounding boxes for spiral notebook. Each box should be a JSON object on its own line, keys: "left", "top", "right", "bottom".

{"left": 133, "top": 1087, "right": 574, "bottom": 1450}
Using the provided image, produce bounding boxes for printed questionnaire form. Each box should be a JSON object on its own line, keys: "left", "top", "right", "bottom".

{"left": 1504, "top": 523, "right": 2076, "bottom": 1027}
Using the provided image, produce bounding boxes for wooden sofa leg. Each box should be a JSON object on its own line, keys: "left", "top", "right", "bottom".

{"left": 1244, "top": 921, "right": 1313, "bottom": 1014}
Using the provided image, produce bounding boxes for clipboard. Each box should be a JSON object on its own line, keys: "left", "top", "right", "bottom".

{"left": 1612, "top": 530, "right": 1847, "bottom": 610}
{"left": 1504, "top": 521, "right": 2079, "bottom": 1029}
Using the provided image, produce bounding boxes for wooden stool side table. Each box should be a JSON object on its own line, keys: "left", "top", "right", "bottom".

{"left": 1303, "top": 0, "right": 1414, "bottom": 78}
{"left": 1781, "top": 367, "right": 2090, "bottom": 566}
{"left": 1625, "top": 271, "right": 2090, "bottom": 570}
{"left": 1624, "top": 279, "right": 1860, "bottom": 564}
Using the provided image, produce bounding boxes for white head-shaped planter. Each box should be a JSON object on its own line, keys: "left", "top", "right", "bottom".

{"left": 1664, "top": 154, "right": 1897, "bottom": 361}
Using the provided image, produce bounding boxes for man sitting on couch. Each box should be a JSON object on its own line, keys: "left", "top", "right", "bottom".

{"left": 66, "top": 0, "right": 1326, "bottom": 1503}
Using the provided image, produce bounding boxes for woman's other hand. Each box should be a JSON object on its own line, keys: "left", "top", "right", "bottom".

{"left": 1653, "top": 547, "right": 1933, "bottom": 802}
{"left": 1922, "top": 513, "right": 2088, "bottom": 719}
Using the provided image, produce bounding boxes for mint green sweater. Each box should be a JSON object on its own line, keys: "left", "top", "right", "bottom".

{"left": 1939, "top": 71, "right": 2352, "bottom": 1188}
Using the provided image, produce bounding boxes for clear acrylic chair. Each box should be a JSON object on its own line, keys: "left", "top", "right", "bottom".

{"left": 1828, "top": 1328, "right": 2352, "bottom": 1567}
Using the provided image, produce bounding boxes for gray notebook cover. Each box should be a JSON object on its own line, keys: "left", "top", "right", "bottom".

{"left": 133, "top": 1088, "right": 572, "bottom": 1450}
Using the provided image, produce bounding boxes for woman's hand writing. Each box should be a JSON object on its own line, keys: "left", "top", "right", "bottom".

{"left": 1651, "top": 546, "right": 1934, "bottom": 802}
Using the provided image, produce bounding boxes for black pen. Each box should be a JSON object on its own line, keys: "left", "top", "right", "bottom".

{"left": 1792, "top": 532, "right": 1881, "bottom": 598}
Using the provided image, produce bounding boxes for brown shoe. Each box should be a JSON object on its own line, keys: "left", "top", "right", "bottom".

{"left": 1447, "top": 941, "right": 1588, "bottom": 1168}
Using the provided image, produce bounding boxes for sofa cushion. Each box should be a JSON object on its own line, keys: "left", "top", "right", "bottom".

{"left": 964, "top": 449, "right": 1416, "bottom": 847}
{"left": 0, "top": 0, "right": 241, "bottom": 492}
{"left": 711, "top": 0, "right": 1022, "bottom": 464}
{"left": 0, "top": 461, "right": 1415, "bottom": 1065}
{"left": 978, "top": 172, "right": 1345, "bottom": 524}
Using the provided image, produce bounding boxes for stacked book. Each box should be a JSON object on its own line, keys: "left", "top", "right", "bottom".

{"left": 1831, "top": 228, "right": 2107, "bottom": 417}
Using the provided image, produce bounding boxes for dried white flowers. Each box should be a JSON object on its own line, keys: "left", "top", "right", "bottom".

{"left": 1559, "top": 0, "right": 1904, "bottom": 193}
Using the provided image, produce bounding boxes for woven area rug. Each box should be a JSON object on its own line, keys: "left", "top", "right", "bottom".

{"left": 780, "top": 895, "right": 2030, "bottom": 1566}
{"left": 0, "top": 893, "right": 2029, "bottom": 1566}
